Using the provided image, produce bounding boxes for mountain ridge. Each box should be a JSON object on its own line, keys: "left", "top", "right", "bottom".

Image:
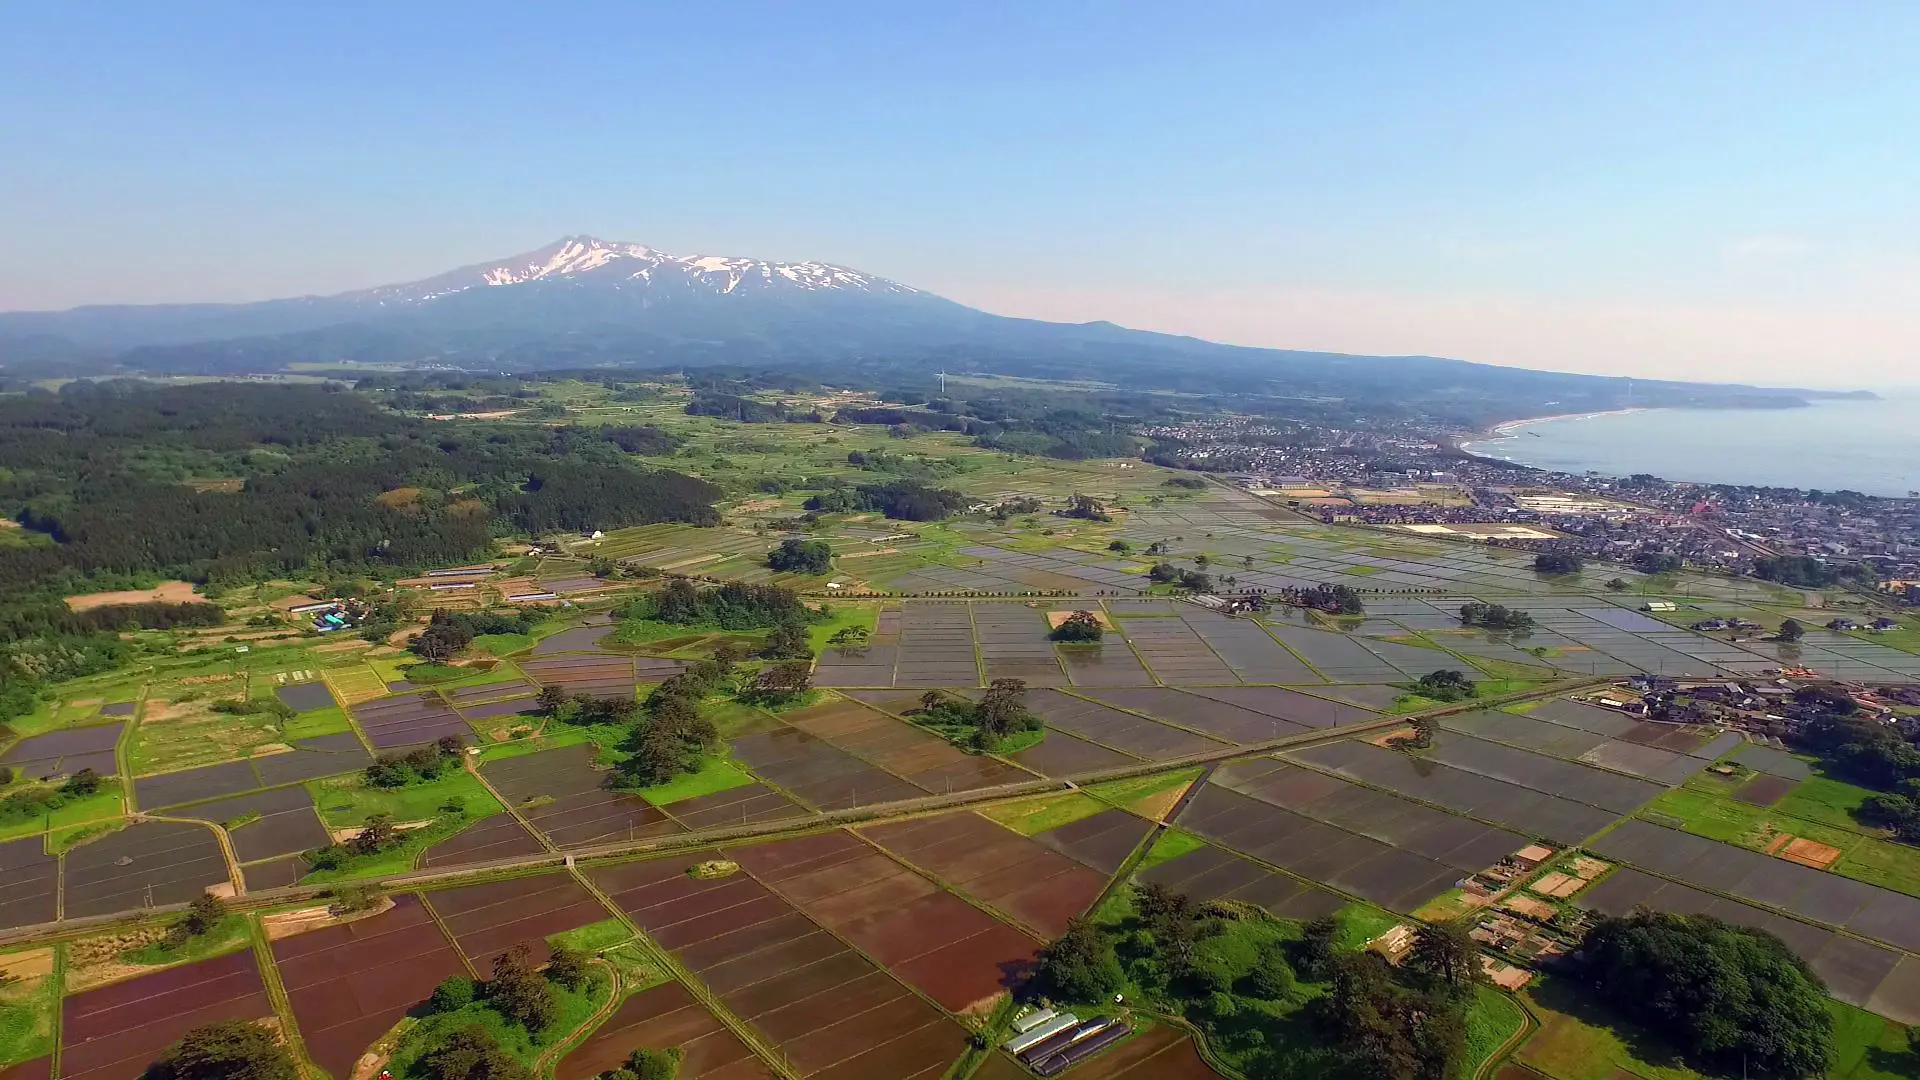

{"left": 0, "top": 235, "right": 1873, "bottom": 423}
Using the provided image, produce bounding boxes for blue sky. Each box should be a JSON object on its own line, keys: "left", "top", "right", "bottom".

{"left": 2, "top": 2, "right": 1915, "bottom": 386}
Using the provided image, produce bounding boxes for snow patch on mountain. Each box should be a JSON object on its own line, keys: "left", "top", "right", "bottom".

{"left": 354, "top": 235, "right": 916, "bottom": 305}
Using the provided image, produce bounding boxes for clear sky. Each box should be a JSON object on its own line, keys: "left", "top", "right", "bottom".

{"left": 3, "top": 2, "right": 1915, "bottom": 387}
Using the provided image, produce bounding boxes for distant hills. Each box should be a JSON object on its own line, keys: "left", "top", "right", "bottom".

{"left": 0, "top": 235, "right": 1871, "bottom": 425}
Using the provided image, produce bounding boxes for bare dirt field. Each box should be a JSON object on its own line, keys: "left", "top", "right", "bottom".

{"left": 65, "top": 580, "right": 200, "bottom": 611}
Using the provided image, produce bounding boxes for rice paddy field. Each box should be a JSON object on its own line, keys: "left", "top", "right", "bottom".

{"left": 10, "top": 394, "right": 1920, "bottom": 1078}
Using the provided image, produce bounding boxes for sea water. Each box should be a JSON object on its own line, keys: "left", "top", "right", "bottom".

{"left": 1461, "top": 396, "right": 1920, "bottom": 498}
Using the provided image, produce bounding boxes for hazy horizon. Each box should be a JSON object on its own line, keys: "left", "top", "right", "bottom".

{"left": 3, "top": 3, "right": 1915, "bottom": 388}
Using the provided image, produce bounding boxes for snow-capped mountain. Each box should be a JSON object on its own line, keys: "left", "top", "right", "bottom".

{"left": 350, "top": 236, "right": 921, "bottom": 306}
{"left": 0, "top": 234, "right": 1850, "bottom": 418}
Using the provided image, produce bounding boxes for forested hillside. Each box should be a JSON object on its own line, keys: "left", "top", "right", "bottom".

{"left": 0, "top": 380, "right": 720, "bottom": 714}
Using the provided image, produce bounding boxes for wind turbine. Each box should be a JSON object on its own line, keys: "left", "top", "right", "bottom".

{"left": 937, "top": 371, "right": 948, "bottom": 394}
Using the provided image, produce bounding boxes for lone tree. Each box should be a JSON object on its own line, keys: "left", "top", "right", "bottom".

{"left": 826, "top": 625, "right": 870, "bottom": 651}
{"left": 1050, "top": 610, "right": 1105, "bottom": 643}
{"left": 974, "top": 678, "right": 1041, "bottom": 747}
{"left": 347, "top": 813, "right": 398, "bottom": 856}
{"left": 1779, "top": 618, "right": 1807, "bottom": 643}
{"left": 765, "top": 538, "right": 833, "bottom": 575}
{"left": 176, "top": 891, "right": 226, "bottom": 940}
{"left": 145, "top": 1021, "right": 298, "bottom": 1080}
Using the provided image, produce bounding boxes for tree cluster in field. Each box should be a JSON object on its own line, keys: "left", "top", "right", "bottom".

{"left": 1147, "top": 562, "right": 1213, "bottom": 591}
{"left": 632, "top": 580, "right": 818, "bottom": 631}
{"left": 842, "top": 448, "right": 962, "bottom": 481}
{"left": 208, "top": 697, "right": 296, "bottom": 720}
{"left": 1751, "top": 554, "right": 1864, "bottom": 588}
{"left": 415, "top": 943, "right": 597, "bottom": 1080}
{"left": 1387, "top": 716, "right": 1437, "bottom": 751}
{"left": 1164, "top": 474, "right": 1209, "bottom": 490}
{"left": 1459, "top": 602, "right": 1535, "bottom": 631}
{"left": 802, "top": 479, "right": 966, "bottom": 521}
{"left": 1793, "top": 694, "right": 1920, "bottom": 841}
{"left": 1049, "top": 610, "right": 1105, "bottom": 643}
{"left": 1578, "top": 911, "right": 1833, "bottom": 1077}
{"left": 409, "top": 608, "right": 546, "bottom": 663}
{"left": 1631, "top": 550, "right": 1684, "bottom": 575}
{"left": 534, "top": 666, "right": 724, "bottom": 790}
{"left": 988, "top": 496, "right": 1044, "bottom": 521}
{"left": 1412, "top": 670, "right": 1478, "bottom": 703}
{"left": 364, "top": 735, "right": 468, "bottom": 788}
{"left": 914, "top": 679, "right": 1040, "bottom": 752}
{"left": 1278, "top": 584, "right": 1366, "bottom": 616}
{"left": 1033, "top": 884, "right": 1484, "bottom": 1080}
{"left": 591, "top": 1047, "right": 682, "bottom": 1080}
{"left": 155, "top": 891, "right": 229, "bottom": 950}
{"left": 597, "top": 424, "right": 682, "bottom": 455}
{"left": 685, "top": 391, "right": 797, "bottom": 423}
{"left": 68, "top": 601, "right": 228, "bottom": 633}
{"left": 765, "top": 538, "right": 832, "bottom": 574}
{"left": 1059, "top": 493, "right": 1113, "bottom": 522}
{"left": 1532, "top": 551, "right": 1583, "bottom": 575}
{"left": 146, "top": 1020, "right": 299, "bottom": 1080}
{"left": 0, "top": 767, "right": 106, "bottom": 826}
{"left": 1777, "top": 618, "right": 1805, "bottom": 643}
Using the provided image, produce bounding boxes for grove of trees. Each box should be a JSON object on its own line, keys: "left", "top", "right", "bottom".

{"left": 1578, "top": 911, "right": 1833, "bottom": 1077}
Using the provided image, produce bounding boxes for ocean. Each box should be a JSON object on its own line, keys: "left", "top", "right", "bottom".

{"left": 1460, "top": 395, "right": 1920, "bottom": 498}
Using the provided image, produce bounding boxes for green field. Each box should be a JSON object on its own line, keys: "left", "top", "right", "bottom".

{"left": 976, "top": 792, "right": 1107, "bottom": 835}
{"left": 0, "top": 784, "right": 126, "bottom": 844}
{"left": 548, "top": 918, "right": 634, "bottom": 954}
{"left": 0, "top": 952, "right": 57, "bottom": 1067}
{"left": 118, "top": 914, "right": 252, "bottom": 967}
{"left": 1641, "top": 784, "right": 1920, "bottom": 897}
{"left": 281, "top": 706, "right": 354, "bottom": 740}
{"left": 1517, "top": 976, "right": 1918, "bottom": 1080}
{"left": 632, "top": 756, "right": 755, "bottom": 806}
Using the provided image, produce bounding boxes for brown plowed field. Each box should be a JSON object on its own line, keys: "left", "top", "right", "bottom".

{"left": 728, "top": 728, "right": 925, "bottom": 810}
{"left": 780, "top": 699, "right": 1035, "bottom": 794}
{"left": 730, "top": 832, "right": 1038, "bottom": 1012}
{"left": 1032, "top": 807, "right": 1156, "bottom": 874}
{"left": 586, "top": 853, "right": 965, "bottom": 1077}
{"left": 60, "top": 950, "right": 271, "bottom": 1080}
{"left": 0, "top": 836, "right": 59, "bottom": 931}
{"left": 482, "top": 744, "right": 685, "bottom": 847}
{"left": 425, "top": 871, "right": 614, "bottom": 964}
{"left": 0, "top": 1059, "right": 51, "bottom": 1080}
{"left": 63, "top": 821, "right": 231, "bottom": 919}
{"left": 557, "top": 980, "right": 773, "bottom": 1080}
{"left": 1026, "top": 691, "right": 1228, "bottom": 760}
{"left": 1087, "top": 688, "right": 1313, "bottom": 743}
{"left": 860, "top": 813, "right": 1106, "bottom": 937}
{"left": 661, "top": 782, "right": 811, "bottom": 830}
{"left": 419, "top": 811, "right": 548, "bottom": 868}
{"left": 1060, "top": 1025, "right": 1221, "bottom": 1077}
{"left": 1010, "top": 731, "right": 1139, "bottom": 776}
{"left": 272, "top": 894, "right": 467, "bottom": 1080}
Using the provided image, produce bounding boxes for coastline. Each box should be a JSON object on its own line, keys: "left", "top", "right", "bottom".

{"left": 1462, "top": 407, "right": 1653, "bottom": 456}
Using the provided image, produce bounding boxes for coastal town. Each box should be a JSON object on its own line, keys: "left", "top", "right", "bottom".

{"left": 1143, "top": 413, "right": 1920, "bottom": 595}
